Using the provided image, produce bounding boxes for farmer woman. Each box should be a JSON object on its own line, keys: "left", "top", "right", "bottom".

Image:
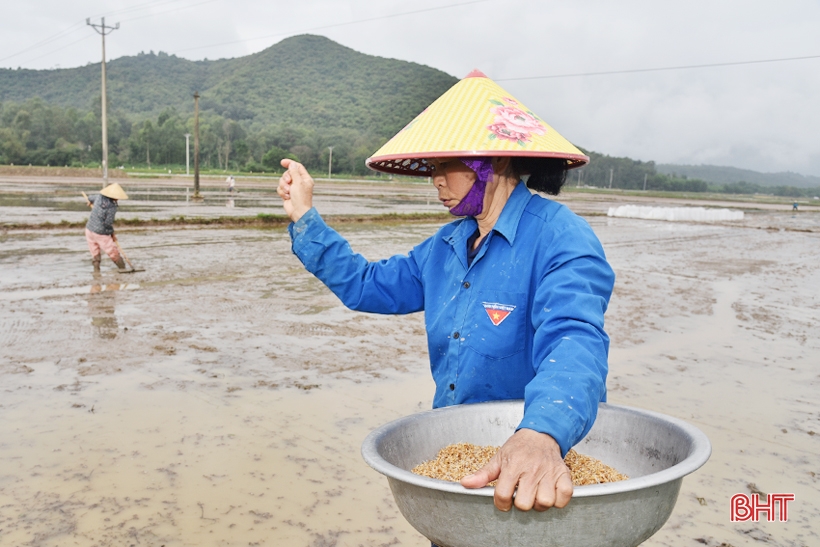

{"left": 84, "top": 182, "right": 129, "bottom": 273}
{"left": 277, "top": 70, "right": 615, "bottom": 513}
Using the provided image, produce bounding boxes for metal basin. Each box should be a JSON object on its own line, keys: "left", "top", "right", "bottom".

{"left": 361, "top": 401, "right": 711, "bottom": 547}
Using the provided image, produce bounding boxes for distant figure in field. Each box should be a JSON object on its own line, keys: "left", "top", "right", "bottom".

{"left": 792, "top": 202, "right": 798, "bottom": 211}
{"left": 227, "top": 175, "right": 236, "bottom": 194}
{"left": 84, "top": 183, "right": 129, "bottom": 273}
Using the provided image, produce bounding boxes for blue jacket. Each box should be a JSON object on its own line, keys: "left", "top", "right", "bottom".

{"left": 289, "top": 182, "right": 615, "bottom": 455}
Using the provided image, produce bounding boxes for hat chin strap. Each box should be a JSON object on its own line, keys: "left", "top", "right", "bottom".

{"left": 449, "top": 157, "right": 494, "bottom": 217}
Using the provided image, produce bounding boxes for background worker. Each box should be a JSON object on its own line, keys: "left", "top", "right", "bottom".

{"left": 84, "top": 183, "right": 129, "bottom": 273}
{"left": 277, "top": 70, "right": 614, "bottom": 515}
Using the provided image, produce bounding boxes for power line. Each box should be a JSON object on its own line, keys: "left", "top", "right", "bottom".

{"left": 1, "top": 0, "right": 491, "bottom": 67}
{"left": 0, "top": 0, "right": 215, "bottom": 65}
{"left": 497, "top": 54, "right": 820, "bottom": 81}
{"left": 0, "top": 21, "right": 86, "bottom": 63}
{"left": 20, "top": 34, "right": 95, "bottom": 66}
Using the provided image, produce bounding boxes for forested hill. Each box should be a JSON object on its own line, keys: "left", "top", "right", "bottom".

{"left": 2, "top": 36, "right": 817, "bottom": 197}
{"left": 570, "top": 150, "right": 820, "bottom": 197}
{"left": 0, "top": 34, "right": 457, "bottom": 138}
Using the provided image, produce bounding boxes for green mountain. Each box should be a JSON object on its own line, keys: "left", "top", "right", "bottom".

{"left": 0, "top": 34, "right": 457, "bottom": 138}
{"left": 0, "top": 35, "right": 458, "bottom": 173}
{"left": 1, "top": 35, "right": 817, "bottom": 196}
{"left": 657, "top": 163, "right": 820, "bottom": 189}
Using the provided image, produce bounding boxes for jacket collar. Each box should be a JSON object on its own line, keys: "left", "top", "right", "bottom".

{"left": 490, "top": 181, "right": 531, "bottom": 246}
{"left": 442, "top": 181, "right": 532, "bottom": 268}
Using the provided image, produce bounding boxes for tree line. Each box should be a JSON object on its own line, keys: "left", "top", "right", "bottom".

{"left": 574, "top": 150, "right": 818, "bottom": 198}
{"left": 0, "top": 97, "right": 386, "bottom": 176}
{"left": 1, "top": 97, "right": 817, "bottom": 197}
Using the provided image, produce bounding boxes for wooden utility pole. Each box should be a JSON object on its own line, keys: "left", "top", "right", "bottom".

{"left": 87, "top": 17, "right": 119, "bottom": 187}
{"left": 184, "top": 133, "right": 191, "bottom": 175}
{"left": 193, "top": 92, "right": 201, "bottom": 199}
{"left": 327, "top": 146, "right": 333, "bottom": 178}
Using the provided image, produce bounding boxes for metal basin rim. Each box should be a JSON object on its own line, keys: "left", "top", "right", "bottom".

{"left": 361, "top": 401, "right": 712, "bottom": 498}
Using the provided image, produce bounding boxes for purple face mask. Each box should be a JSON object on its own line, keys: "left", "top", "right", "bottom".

{"left": 448, "top": 157, "right": 494, "bottom": 217}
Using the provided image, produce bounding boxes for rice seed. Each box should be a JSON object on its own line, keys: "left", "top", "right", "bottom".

{"left": 411, "top": 443, "right": 628, "bottom": 486}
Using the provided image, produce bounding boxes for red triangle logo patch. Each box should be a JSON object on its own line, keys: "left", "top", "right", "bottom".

{"left": 482, "top": 302, "right": 516, "bottom": 326}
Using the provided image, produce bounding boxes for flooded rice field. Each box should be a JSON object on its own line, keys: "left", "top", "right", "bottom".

{"left": 1, "top": 176, "right": 819, "bottom": 546}
{"left": 0, "top": 175, "right": 447, "bottom": 225}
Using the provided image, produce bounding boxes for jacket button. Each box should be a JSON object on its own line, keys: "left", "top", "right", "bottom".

{"left": 463, "top": 281, "right": 470, "bottom": 288}
{"left": 453, "top": 332, "right": 460, "bottom": 339}
{"left": 449, "top": 383, "right": 455, "bottom": 390}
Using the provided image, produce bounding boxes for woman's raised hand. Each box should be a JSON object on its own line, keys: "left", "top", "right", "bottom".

{"left": 277, "top": 159, "right": 315, "bottom": 222}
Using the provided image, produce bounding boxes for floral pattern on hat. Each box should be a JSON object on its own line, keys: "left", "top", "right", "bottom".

{"left": 487, "top": 98, "right": 547, "bottom": 146}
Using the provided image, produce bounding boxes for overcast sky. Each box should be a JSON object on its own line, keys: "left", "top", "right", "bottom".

{"left": 2, "top": 0, "right": 819, "bottom": 176}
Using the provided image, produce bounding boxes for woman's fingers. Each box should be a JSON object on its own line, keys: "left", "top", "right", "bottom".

{"left": 461, "top": 456, "right": 501, "bottom": 489}
{"left": 277, "top": 175, "right": 291, "bottom": 199}
{"left": 275, "top": 158, "right": 314, "bottom": 222}
{"left": 491, "top": 461, "right": 520, "bottom": 512}
{"left": 277, "top": 167, "right": 294, "bottom": 200}
{"left": 467, "top": 429, "right": 573, "bottom": 513}
{"left": 531, "top": 466, "right": 573, "bottom": 511}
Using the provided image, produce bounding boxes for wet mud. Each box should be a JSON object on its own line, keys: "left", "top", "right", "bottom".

{"left": 1, "top": 177, "right": 818, "bottom": 546}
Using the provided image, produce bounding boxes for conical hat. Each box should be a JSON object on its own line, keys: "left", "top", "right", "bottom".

{"left": 367, "top": 70, "right": 588, "bottom": 177}
{"left": 100, "top": 183, "right": 128, "bottom": 200}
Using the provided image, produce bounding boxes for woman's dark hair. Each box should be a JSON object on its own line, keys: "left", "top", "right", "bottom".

{"left": 508, "top": 157, "right": 568, "bottom": 195}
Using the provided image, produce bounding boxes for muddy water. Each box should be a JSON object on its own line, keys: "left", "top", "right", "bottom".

{"left": 0, "top": 176, "right": 446, "bottom": 224}
{"left": 602, "top": 217, "right": 820, "bottom": 547}
{"left": 1, "top": 223, "right": 439, "bottom": 546}
{"left": 1, "top": 180, "right": 819, "bottom": 546}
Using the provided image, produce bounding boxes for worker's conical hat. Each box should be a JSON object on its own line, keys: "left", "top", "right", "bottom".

{"left": 100, "top": 183, "right": 128, "bottom": 200}
{"left": 366, "top": 70, "right": 588, "bottom": 177}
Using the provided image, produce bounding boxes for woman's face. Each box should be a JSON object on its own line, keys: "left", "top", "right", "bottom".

{"left": 428, "top": 159, "right": 477, "bottom": 211}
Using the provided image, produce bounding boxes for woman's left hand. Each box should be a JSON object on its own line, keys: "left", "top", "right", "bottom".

{"left": 460, "top": 428, "right": 573, "bottom": 511}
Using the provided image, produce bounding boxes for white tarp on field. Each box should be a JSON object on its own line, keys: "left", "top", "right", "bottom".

{"left": 607, "top": 205, "right": 744, "bottom": 222}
